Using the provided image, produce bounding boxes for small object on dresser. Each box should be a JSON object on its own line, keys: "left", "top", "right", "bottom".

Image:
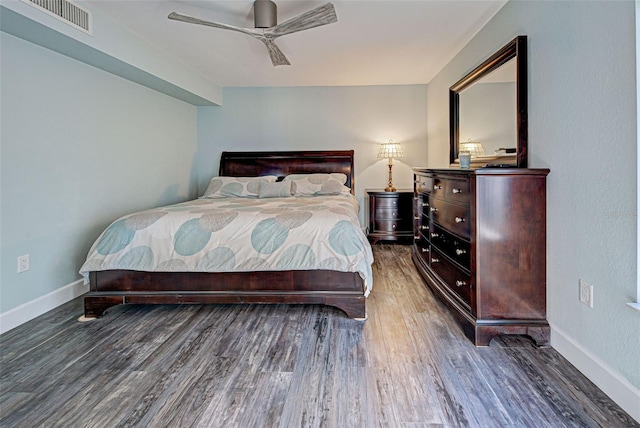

{"left": 459, "top": 151, "right": 471, "bottom": 169}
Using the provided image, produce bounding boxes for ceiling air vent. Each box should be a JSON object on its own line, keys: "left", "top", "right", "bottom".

{"left": 21, "top": 0, "right": 92, "bottom": 34}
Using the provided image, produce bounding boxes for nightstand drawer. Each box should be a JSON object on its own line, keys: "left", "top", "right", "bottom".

{"left": 374, "top": 197, "right": 402, "bottom": 208}
{"left": 373, "top": 220, "right": 404, "bottom": 233}
{"left": 374, "top": 207, "right": 401, "bottom": 220}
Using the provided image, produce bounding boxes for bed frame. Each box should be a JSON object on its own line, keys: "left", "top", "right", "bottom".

{"left": 83, "top": 150, "right": 366, "bottom": 319}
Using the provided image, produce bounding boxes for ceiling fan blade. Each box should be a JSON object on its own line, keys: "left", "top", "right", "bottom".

{"left": 261, "top": 38, "right": 290, "bottom": 66}
{"left": 168, "top": 12, "right": 260, "bottom": 38}
{"left": 268, "top": 3, "right": 337, "bottom": 37}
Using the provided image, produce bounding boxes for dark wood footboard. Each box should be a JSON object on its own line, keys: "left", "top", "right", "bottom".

{"left": 84, "top": 269, "right": 366, "bottom": 319}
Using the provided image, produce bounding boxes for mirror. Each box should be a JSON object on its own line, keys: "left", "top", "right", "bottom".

{"left": 450, "top": 36, "right": 527, "bottom": 168}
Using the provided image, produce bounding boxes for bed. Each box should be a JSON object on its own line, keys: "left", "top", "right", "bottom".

{"left": 80, "top": 150, "right": 373, "bottom": 319}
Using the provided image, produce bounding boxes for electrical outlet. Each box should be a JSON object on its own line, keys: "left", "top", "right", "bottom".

{"left": 579, "top": 279, "right": 594, "bottom": 308}
{"left": 17, "top": 254, "right": 30, "bottom": 273}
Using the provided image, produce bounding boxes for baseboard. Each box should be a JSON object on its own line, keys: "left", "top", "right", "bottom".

{"left": 0, "top": 279, "right": 88, "bottom": 335}
{"left": 550, "top": 323, "right": 640, "bottom": 423}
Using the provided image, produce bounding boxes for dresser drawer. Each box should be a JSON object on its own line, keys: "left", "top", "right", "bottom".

{"left": 430, "top": 224, "right": 470, "bottom": 270}
{"left": 417, "top": 220, "right": 430, "bottom": 237}
{"left": 430, "top": 247, "right": 471, "bottom": 306}
{"left": 415, "top": 241, "right": 430, "bottom": 264}
{"left": 420, "top": 198, "right": 430, "bottom": 217}
{"left": 429, "top": 197, "right": 470, "bottom": 239}
{"left": 415, "top": 175, "right": 433, "bottom": 194}
{"left": 445, "top": 179, "right": 471, "bottom": 205}
{"left": 431, "top": 177, "right": 447, "bottom": 199}
{"left": 415, "top": 194, "right": 430, "bottom": 213}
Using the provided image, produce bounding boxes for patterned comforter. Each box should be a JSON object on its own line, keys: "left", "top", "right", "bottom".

{"left": 80, "top": 194, "right": 374, "bottom": 295}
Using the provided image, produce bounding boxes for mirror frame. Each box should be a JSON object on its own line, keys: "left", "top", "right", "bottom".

{"left": 449, "top": 35, "right": 528, "bottom": 168}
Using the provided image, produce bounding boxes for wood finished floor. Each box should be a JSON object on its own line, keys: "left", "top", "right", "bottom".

{"left": 0, "top": 245, "right": 637, "bottom": 427}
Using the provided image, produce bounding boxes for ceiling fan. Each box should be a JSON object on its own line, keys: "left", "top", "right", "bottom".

{"left": 168, "top": 0, "right": 338, "bottom": 66}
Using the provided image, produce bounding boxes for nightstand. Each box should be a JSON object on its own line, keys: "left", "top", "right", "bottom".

{"left": 366, "top": 189, "right": 413, "bottom": 244}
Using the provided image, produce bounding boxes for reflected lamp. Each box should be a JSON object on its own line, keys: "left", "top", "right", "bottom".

{"left": 459, "top": 140, "right": 485, "bottom": 158}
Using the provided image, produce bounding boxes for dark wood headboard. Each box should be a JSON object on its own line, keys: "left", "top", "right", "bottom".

{"left": 219, "top": 150, "right": 355, "bottom": 193}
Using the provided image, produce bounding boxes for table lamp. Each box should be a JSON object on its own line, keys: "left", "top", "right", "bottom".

{"left": 377, "top": 140, "right": 405, "bottom": 192}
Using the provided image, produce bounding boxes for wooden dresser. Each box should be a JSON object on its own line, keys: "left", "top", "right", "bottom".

{"left": 367, "top": 189, "right": 413, "bottom": 244}
{"left": 412, "top": 168, "right": 550, "bottom": 346}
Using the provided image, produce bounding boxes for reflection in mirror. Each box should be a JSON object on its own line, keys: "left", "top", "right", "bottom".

{"left": 459, "top": 58, "right": 516, "bottom": 157}
{"left": 449, "top": 36, "right": 527, "bottom": 168}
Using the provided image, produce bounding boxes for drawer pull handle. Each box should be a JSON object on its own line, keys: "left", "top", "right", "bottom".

{"left": 452, "top": 188, "right": 462, "bottom": 194}
{"left": 421, "top": 225, "right": 429, "bottom": 230}
{"left": 393, "top": 212, "right": 397, "bottom": 217}
{"left": 455, "top": 248, "right": 467, "bottom": 255}
{"left": 431, "top": 257, "right": 440, "bottom": 263}
{"left": 422, "top": 202, "right": 429, "bottom": 207}
{"left": 434, "top": 185, "right": 442, "bottom": 190}
{"left": 414, "top": 235, "right": 420, "bottom": 240}
{"left": 455, "top": 216, "right": 465, "bottom": 223}
{"left": 421, "top": 248, "right": 428, "bottom": 253}
{"left": 392, "top": 224, "right": 396, "bottom": 229}
{"left": 430, "top": 207, "right": 438, "bottom": 213}
{"left": 414, "top": 216, "right": 419, "bottom": 220}
{"left": 455, "top": 280, "right": 466, "bottom": 287}
{"left": 430, "top": 232, "right": 439, "bottom": 238}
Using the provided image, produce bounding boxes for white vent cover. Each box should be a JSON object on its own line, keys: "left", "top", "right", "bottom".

{"left": 21, "top": 0, "right": 92, "bottom": 34}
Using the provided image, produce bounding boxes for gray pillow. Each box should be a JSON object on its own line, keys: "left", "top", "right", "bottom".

{"left": 201, "top": 176, "right": 278, "bottom": 199}
{"left": 259, "top": 181, "right": 293, "bottom": 198}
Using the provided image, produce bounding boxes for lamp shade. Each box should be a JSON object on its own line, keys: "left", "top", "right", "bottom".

{"left": 377, "top": 140, "right": 405, "bottom": 159}
{"left": 459, "top": 140, "right": 485, "bottom": 158}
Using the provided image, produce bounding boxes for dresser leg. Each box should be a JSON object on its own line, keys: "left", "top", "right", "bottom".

{"left": 474, "top": 325, "right": 550, "bottom": 347}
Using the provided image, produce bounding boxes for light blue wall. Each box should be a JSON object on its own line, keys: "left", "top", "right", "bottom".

{"left": 0, "top": 33, "right": 198, "bottom": 312}
{"left": 0, "top": 3, "right": 222, "bottom": 105}
{"left": 197, "top": 85, "right": 428, "bottom": 224}
{"left": 427, "top": 0, "right": 639, "bottom": 390}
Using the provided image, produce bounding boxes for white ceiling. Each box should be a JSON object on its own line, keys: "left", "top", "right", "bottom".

{"left": 86, "top": 0, "right": 507, "bottom": 87}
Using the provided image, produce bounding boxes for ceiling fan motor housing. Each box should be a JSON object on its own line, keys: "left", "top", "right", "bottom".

{"left": 254, "top": 0, "right": 277, "bottom": 28}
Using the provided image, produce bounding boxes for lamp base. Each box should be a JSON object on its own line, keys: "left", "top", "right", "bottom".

{"left": 385, "top": 164, "right": 396, "bottom": 192}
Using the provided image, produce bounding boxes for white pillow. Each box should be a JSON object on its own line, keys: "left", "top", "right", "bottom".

{"left": 283, "top": 173, "right": 347, "bottom": 185}
{"left": 259, "top": 181, "right": 293, "bottom": 198}
{"left": 201, "top": 176, "right": 278, "bottom": 198}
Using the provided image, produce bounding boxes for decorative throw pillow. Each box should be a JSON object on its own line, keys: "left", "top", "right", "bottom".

{"left": 201, "top": 176, "right": 278, "bottom": 198}
{"left": 284, "top": 174, "right": 350, "bottom": 196}
{"left": 259, "top": 181, "right": 293, "bottom": 198}
{"left": 283, "top": 173, "right": 347, "bottom": 185}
